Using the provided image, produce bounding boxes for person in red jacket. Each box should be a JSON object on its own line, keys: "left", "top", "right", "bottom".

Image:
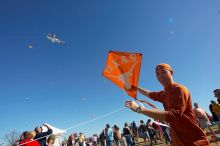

{"left": 19, "top": 131, "right": 40, "bottom": 146}
{"left": 125, "top": 63, "right": 210, "bottom": 146}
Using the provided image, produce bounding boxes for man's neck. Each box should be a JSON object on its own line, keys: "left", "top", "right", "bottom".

{"left": 163, "top": 80, "right": 174, "bottom": 88}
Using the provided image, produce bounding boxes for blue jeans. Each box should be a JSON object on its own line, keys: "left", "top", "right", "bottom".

{"left": 106, "top": 140, "right": 113, "bottom": 146}
{"left": 163, "top": 128, "right": 171, "bottom": 144}
{"left": 125, "top": 135, "right": 133, "bottom": 146}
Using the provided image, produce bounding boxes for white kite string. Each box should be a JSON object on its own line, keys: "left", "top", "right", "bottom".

{"left": 65, "top": 106, "right": 125, "bottom": 131}
{"left": 19, "top": 106, "right": 126, "bottom": 146}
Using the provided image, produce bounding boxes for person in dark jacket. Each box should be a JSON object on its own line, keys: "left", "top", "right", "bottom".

{"left": 34, "top": 124, "right": 53, "bottom": 146}
{"left": 209, "top": 101, "right": 219, "bottom": 123}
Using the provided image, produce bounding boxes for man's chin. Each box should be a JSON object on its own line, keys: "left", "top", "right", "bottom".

{"left": 159, "top": 82, "right": 166, "bottom": 86}
{"left": 160, "top": 81, "right": 169, "bottom": 87}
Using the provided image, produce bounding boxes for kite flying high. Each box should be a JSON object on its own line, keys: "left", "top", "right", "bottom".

{"left": 47, "top": 33, "right": 65, "bottom": 44}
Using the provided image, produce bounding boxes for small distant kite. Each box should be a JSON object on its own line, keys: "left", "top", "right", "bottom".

{"left": 168, "top": 18, "right": 174, "bottom": 24}
{"left": 28, "top": 45, "right": 33, "bottom": 49}
{"left": 170, "top": 30, "right": 175, "bottom": 37}
{"left": 81, "top": 97, "right": 87, "bottom": 102}
{"left": 47, "top": 33, "right": 65, "bottom": 44}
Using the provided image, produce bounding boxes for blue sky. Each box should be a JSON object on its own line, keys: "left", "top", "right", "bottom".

{"left": 0, "top": 0, "right": 220, "bottom": 142}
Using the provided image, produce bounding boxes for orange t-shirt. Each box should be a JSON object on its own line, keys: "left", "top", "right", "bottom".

{"left": 149, "top": 82, "right": 210, "bottom": 146}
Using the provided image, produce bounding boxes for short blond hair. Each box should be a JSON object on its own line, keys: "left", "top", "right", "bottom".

{"left": 26, "top": 131, "right": 36, "bottom": 139}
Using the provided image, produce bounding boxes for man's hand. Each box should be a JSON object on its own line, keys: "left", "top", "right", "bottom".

{"left": 124, "top": 85, "right": 137, "bottom": 91}
{"left": 125, "top": 100, "right": 139, "bottom": 112}
{"left": 43, "top": 123, "right": 48, "bottom": 127}
{"left": 43, "top": 123, "right": 51, "bottom": 129}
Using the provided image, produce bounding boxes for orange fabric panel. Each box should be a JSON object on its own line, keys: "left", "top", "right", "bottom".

{"left": 102, "top": 51, "right": 142, "bottom": 98}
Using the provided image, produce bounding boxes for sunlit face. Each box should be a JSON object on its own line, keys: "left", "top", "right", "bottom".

{"left": 156, "top": 69, "right": 173, "bottom": 87}
{"left": 37, "top": 127, "right": 43, "bottom": 133}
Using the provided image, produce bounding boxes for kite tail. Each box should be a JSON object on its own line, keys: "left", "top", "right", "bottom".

{"left": 135, "top": 98, "right": 157, "bottom": 109}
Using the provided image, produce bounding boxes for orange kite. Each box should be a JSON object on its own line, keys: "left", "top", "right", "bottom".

{"left": 102, "top": 51, "right": 142, "bottom": 98}
{"left": 102, "top": 51, "right": 157, "bottom": 109}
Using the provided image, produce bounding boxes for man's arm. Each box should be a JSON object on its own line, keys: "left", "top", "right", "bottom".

{"left": 137, "top": 86, "right": 151, "bottom": 97}
{"left": 42, "top": 124, "right": 53, "bottom": 136}
{"left": 125, "top": 100, "right": 167, "bottom": 121}
{"left": 140, "top": 107, "right": 167, "bottom": 121}
{"left": 136, "top": 86, "right": 164, "bottom": 103}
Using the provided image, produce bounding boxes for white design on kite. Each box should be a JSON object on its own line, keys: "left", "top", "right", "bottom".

{"left": 108, "top": 61, "right": 139, "bottom": 90}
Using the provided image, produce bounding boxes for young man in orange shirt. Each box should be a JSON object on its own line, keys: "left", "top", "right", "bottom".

{"left": 125, "top": 63, "right": 210, "bottom": 146}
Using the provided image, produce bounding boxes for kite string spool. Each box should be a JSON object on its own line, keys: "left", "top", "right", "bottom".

{"left": 137, "top": 100, "right": 144, "bottom": 107}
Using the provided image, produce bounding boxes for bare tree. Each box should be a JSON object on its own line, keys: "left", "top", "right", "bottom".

{"left": 4, "top": 130, "right": 20, "bottom": 146}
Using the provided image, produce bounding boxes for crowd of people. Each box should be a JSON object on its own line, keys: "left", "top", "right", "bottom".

{"left": 14, "top": 101, "right": 220, "bottom": 146}
{"left": 64, "top": 119, "right": 171, "bottom": 146}
{"left": 14, "top": 96, "right": 220, "bottom": 146}
{"left": 14, "top": 119, "right": 171, "bottom": 146}
{"left": 65, "top": 120, "right": 171, "bottom": 146}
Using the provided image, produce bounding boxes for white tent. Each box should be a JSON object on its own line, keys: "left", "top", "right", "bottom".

{"left": 42, "top": 123, "right": 66, "bottom": 146}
